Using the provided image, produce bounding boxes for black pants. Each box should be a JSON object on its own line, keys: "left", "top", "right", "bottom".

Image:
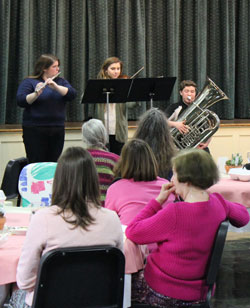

{"left": 22, "top": 126, "right": 65, "bottom": 163}
{"left": 108, "top": 135, "right": 124, "bottom": 155}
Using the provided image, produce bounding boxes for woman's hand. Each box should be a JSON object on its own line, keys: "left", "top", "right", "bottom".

{"left": 47, "top": 79, "right": 68, "bottom": 96}
{"left": 156, "top": 182, "right": 176, "bottom": 205}
{"left": 34, "top": 82, "right": 45, "bottom": 95}
{"left": 26, "top": 83, "right": 44, "bottom": 104}
{"left": 46, "top": 78, "right": 57, "bottom": 90}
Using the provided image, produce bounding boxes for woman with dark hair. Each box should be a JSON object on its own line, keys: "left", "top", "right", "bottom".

{"left": 105, "top": 139, "right": 175, "bottom": 226}
{"left": 82, "top": 119, "right": 119, "bottom": 206}
{"left": 126, "top": 149, "right": 249, "bottom": 307}
{"left": 95, "top": 56, "right": 134, "bottom": 155}
{"left": 134, "top": 108, "right": 176, "bottom": 180}
{"left": 10, "top": 147, "right": 123, "bottom": 308}
{"left": 17, "top": 54, "right": 77, "bottom": 163}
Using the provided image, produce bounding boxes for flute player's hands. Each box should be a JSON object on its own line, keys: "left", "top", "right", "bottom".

{"left": 47, "top": 79, "right": 69, "bottom": 96}
{"left": 34, "top": 82, "right": 45, "bottom": 95}
{"left": 26, "top": 82, "right": 44, "bottom": 104}
{"left": 46, "top": 78, "right": 57, "bottom": 90}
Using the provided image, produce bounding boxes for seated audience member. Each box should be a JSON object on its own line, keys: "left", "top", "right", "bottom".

{"left": 105, "top": 139, "right": 175, "bottom": 226}
{"left": 82, "top": 119, "right": 119, "bottom": 206}
{"left": 126, "top": 149, "right": 250, "bottom": 307}
{"left": 9, "top": 147, "right": 123, "bottom": 308}
{"left": 133, "top": 108, "right": 176, "bottom": 180}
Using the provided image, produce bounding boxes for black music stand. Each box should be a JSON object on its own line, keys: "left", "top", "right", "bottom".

{"left": 127, "top": 77, "right": 176, "bottom": 108}
{"left": 81, "top": 79, "right": 133, "bottom": 134}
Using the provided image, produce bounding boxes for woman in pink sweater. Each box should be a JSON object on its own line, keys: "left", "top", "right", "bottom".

{"left": 9, "top": 147, "right": 123, "bottom": 308}
{"left": 126, "top": 149, "right": 249, "bottom": 307}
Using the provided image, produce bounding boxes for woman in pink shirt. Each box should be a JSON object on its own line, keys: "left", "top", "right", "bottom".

{"left": 9, "top": 147, "right": 123, "bottom": 308}
{"left": 126, "top": 148, "right": 249, "bottom": 307}
{"left": 105, "top": 139, "right": 175, "bottom": 226}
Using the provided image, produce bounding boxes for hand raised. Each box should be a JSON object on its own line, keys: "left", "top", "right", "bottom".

{"left": 156, "top": 182, "right": 176, "bottom": 205}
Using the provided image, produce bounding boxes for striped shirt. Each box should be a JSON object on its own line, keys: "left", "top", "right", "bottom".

{"left": 88, "top": 149, "right": 119, "bottom": 206}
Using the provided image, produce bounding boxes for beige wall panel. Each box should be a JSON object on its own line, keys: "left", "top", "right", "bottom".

{"left": 1, "top": 124, "right": 250, "bottom": 184}
{"left": 209, "top": 135, "right": 234, "bottom": 163}
{"left": 238, "top": 135, "right": 250, "bottom": 162}
{"left": 209, "top": 127, "right": 250, "bottom": 164}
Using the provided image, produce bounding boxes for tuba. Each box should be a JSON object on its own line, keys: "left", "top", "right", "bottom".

{"left": 170, "top": 77, "right": 229, "bottom": 149}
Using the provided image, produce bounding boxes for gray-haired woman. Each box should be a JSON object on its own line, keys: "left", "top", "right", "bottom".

{"left": 82, "top": 119, "right": 120, "bottom": 205}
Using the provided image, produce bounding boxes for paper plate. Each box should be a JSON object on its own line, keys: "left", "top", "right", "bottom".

{"left": 228, "top": 168, "right": 250, "bottom": 181}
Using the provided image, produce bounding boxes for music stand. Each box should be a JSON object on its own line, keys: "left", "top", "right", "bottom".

{"left": 81, "top": 79, "right": 133, "bottom": 134}
{"left": 127, "top": 77, "right": 176, "bottom": 108}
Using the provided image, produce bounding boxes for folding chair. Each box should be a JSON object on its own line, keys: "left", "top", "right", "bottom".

{"left": 1, "top": 157, "right": 28, "bottom": 206}
{"left": 31, "top": 245, "right": 125, "bottom": 308}
{"left": 192, "top": 220, "right": 229, "bottom": 308}
{"left": 132, "top": 220, "right": 229, "bottom": 308}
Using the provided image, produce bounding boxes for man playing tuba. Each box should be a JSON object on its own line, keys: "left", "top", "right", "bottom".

{"left": 166, "top": 80, "right": 211, "bottom": 152}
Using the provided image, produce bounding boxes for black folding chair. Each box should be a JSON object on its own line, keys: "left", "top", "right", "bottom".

{"left": 132, "top": 220, "right": 229, "bottom": 308}
{"left": 1, "top": 157, "right": 28, "bottom": 206}
{"left": 192, "top": 220, "right": 229, "bottom": 308}
{"left": 31, "top": 245, "right": 125, "bottom": 308}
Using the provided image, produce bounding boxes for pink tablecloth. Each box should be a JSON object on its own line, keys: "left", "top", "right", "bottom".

{"left": 0, "top": 212, "right": 145, "bottom": 286}
{"left": 207, "top": 178, "right": 250, "bottom": 208}
{"left": 124, "top": 239, "right": 148, "bottom": 274}
{"left": 0, "top": 213, "right": 30, "bottom": 285}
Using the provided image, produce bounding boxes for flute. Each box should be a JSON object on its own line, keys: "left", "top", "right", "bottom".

{"left": 35, "top": 72, "right": 61, "bottom": 93}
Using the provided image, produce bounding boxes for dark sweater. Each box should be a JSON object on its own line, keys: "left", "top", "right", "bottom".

{"left": 165, "top": 100, "right": 188, "bottom": 119}
{"left": 17, "top": 77, "right": 76, "bottom": 127}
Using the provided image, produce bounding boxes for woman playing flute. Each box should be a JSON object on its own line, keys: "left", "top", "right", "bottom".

{"left": 17, "top": 54, "right": 76, "bottom": 163}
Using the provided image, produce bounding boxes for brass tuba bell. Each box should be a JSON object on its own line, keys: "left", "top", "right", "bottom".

{"left": 170, "top": 77, "right": 229, "bottom": 149}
